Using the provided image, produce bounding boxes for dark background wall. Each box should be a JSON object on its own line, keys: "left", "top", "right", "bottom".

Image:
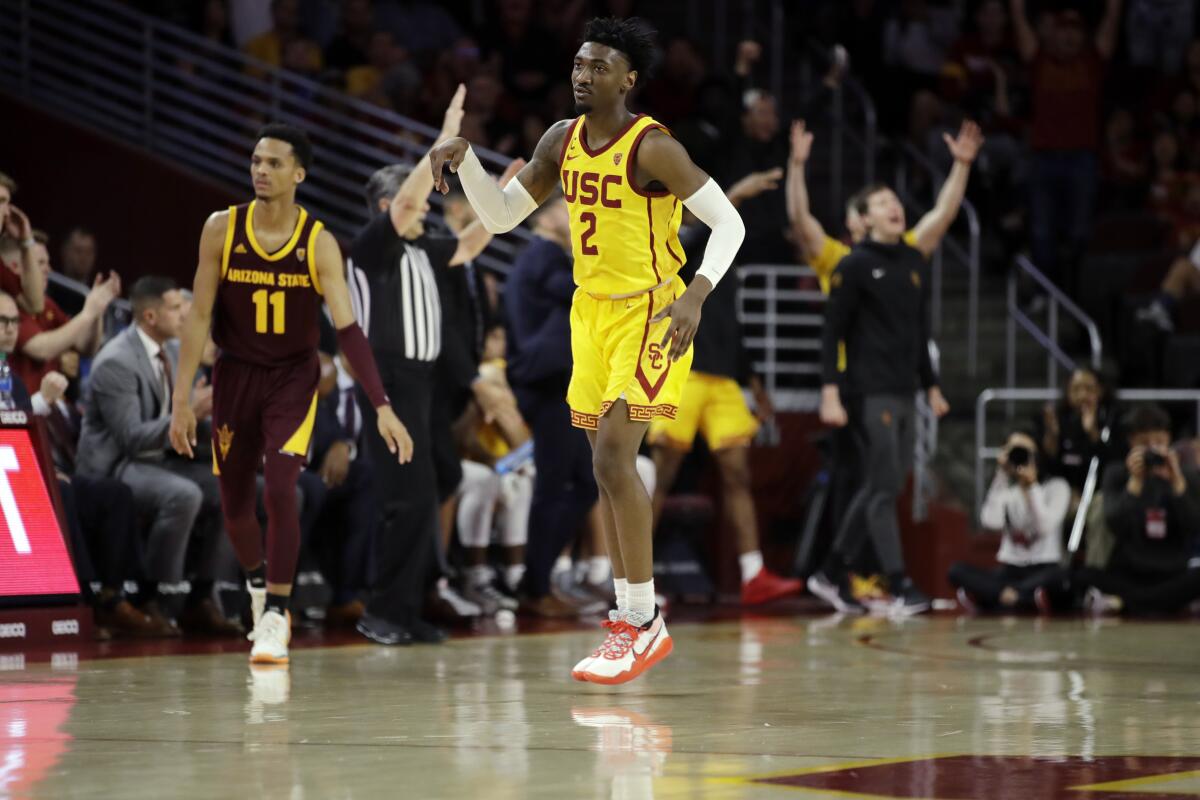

{"left": 0, "top": 93, "right": 238, "bottom": 286}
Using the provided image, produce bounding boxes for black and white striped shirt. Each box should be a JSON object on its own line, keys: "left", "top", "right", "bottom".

{"left": 349, "top": 215, "right": 457, "bottom": 364}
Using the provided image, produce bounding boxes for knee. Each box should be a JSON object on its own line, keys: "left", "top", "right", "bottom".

{"left": 592, "top": 447, "right": 626, "bottom": 493}
{"left": 171, "top": 480, "right": 204, "bottom": 521}
{"left": 717, "top": 454, "right": 751, "bottom": 492}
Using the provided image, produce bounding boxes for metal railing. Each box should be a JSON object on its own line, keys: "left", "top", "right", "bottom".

{"left": 0, "top": 0, "right": 531, "bottom": 274}
{"left": 973, "top": 388, "right": 1200, "bottom": 528}
{"left": 1007, "top": 255, "right": 1103, "bottom": 393}
{"left": 738, "top": 264, "right": 826, "bottom": 412}
{"left": 894, "top": 141, "right": 981, "bottom": 376}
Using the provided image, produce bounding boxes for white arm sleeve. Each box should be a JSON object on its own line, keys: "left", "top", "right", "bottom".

{"left": 455, "top": 146, "right": 539, "bottom": 235}
{"left": 682, "top": 178, "right": 746, "bottom": 289}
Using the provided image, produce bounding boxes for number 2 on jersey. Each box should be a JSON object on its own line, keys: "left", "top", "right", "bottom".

{"left": 252, "top": 289, "right": 286, "bottom": 335}
{"left": 579, "top": 211, "right": 599, "bottom": 256}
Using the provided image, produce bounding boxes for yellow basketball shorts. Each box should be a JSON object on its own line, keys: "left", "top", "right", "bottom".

{"left": 567, "top": 275, "right": 694, "bottom": 430}
{"left": 647, "top": 371, "right": 760, "bottom": 451}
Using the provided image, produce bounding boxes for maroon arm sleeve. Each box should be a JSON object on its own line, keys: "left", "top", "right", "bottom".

{"left": 336, "top": 323, "right": 389, "bottom": 409}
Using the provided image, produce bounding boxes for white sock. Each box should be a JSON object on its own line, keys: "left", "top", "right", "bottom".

{"left": 614, "top": 578, "right": 629, "bottom": 613}
{"left": 626, "top": 579, "right": 655, "bottom": 623}
{"left": 552, "top": 555, "right": 572, "bottom": 577}
{"left": 504, "top": 564, "right": 525, "bottom": 592}
{"left": 587, "top": 556, "right": 611, "bottom": 586}
{"left": 739, "top": 550, "right": 764, "bottom": 584}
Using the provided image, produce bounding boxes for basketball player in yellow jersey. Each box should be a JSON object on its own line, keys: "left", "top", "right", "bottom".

{"left": 430, "top": 17, "right": 745, "bottom": 685}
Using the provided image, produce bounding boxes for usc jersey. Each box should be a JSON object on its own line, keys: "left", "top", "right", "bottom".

{"left": 214, "top": 200, "right": 325, "bottom": 365}
{"left": 559, "top": 114, "right": 685, "bottom": 296}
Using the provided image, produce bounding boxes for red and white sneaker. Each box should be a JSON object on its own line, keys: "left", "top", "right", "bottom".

{"left": 741, "top": 569, "right": 804, "bottom": 605}
{"left": 576, "top": 609, "right": 673, "bottom": 685}
{"left": 572, "top": 611, "right": 623, "bottom": 681}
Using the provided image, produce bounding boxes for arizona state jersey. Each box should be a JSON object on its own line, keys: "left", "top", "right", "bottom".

{"left": 560, "top": 114, "right": 685, "bottom": 296}
{"left": 214, "top": 201, "right": 325, "bottom": 365}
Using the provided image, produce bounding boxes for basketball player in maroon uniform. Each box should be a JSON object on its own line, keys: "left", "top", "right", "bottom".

{"left": 169, "top": 124, "right": 412, "bottom": 664}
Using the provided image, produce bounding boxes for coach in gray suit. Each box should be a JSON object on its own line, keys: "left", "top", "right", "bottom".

{"left": 78, "top": 276, "right": 239, "bottom": 635}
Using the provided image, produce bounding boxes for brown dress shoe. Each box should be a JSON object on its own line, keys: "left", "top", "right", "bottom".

{"left": 138, "top": 600, "right": 182, "bottom": 638}
{"left": 95, "top": 600, "right": 164, "bottom": 639}
{"left": 325, "top": 600, "right": 366, "bottom": 628}
{"left": 178, "top": 597, "right": 245, "bottom": 637}
{"left": 519, "top": 593, "right": 579, "bottom": 619}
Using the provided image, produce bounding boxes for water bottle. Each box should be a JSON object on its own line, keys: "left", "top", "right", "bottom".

{"left": 0, "top": 353, "right": 14, "bottom": 411}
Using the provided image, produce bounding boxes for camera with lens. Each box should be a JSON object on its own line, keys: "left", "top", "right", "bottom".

{"left": 1006, "top": 445, "right": 1031, "bottom": 468}
{"left": 1144, "top": 450, "right": 1166, "bottom": 469}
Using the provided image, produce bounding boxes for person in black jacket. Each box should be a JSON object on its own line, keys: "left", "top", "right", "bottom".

{"left": 809, "top": 184, "right": 950, "bottom": 616}
{"left": 1078, "top": 404, "right": 1200, "bottom": 615}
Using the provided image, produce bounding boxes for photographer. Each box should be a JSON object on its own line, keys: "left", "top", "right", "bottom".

{"left": 1078, "top": 404, "right": 1200, "bottom": 615}
{"left": 949, "top": 430, "right": 1070, "bottom": 613}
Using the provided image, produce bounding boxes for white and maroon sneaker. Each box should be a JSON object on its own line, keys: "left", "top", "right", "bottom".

{"left": 576, "top": 608, "right": 672, "bottom": 685}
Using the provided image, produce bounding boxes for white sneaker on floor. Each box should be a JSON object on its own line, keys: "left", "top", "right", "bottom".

{"left": 577, "top": 609, "right": 672, "bottom": 685}
{"left": 437, "top": 578, "right": 483, "bottom": 617}
{"left": 247, "top": 584, "right": 266, "bottom": 640}
{"left": 572, "top": 610, "right": 623, "bottom": 681}
{"left": 249, "top": 610, "right": 291, "bottom": 664}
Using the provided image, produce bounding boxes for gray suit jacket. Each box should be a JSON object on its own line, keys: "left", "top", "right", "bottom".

{"left": 77, "top": 326, "right": 180, "bottom": 478}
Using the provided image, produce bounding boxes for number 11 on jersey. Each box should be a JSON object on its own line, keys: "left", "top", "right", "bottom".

{"left": 252, "top": 289, "right": 286, "bottom": 335}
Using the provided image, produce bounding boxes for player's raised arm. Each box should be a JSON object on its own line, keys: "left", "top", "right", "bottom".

{"left": 449, "top": 157, "right": 527, "bottom": 267}
{"left": 169, "top": 210, "right": 225, "bottom": 458}
{"left": 428, "top": 119, "right": 573, "bottom": 232}
{"left": 313, "top": 228, "right": 413, "bottom": 463}
{"left": 388, "top": 83, "right": 467, "bottom": 237}
{"left": 910, "top": 120, "right": 984, "bottom": 258}
{"left": 640, "top": 130, "right": 746, "bottom": 361}
{"left": 785, "top": 120, "right": 829, "bottom": 260}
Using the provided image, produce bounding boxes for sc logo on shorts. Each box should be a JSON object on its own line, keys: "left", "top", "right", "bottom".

{"left": 647, "top": 343, "right": 664, "bottom": 370}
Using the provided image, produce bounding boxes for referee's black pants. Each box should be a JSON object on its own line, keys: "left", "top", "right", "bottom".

{"left": 516, "top": 384, "right": 598, "bottom": 598}
{"left": 361, "top": 360, "right": 438, "bottom": 626}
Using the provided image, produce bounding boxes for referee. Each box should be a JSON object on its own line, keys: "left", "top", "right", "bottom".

{"left": 348, "top": 162, "right": 457, "bottom": 645}
{"left": 810, "top": 184, "right": 950, "bottom": 616}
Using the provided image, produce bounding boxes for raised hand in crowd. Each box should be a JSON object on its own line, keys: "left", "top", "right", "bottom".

{"left": 38, "top": 370, "right": 69, "bottom": 405}
{"left": 82, "top": 271, "right": 122, "bottom": 319}
{"left": 943, "top": 119, "right": 985, "bottom": 166}
{"left": 3, "top": 204, "right": 31, "bottom": 242}
{"left": 727, "top": 167, "right": 783, "bottom": 207}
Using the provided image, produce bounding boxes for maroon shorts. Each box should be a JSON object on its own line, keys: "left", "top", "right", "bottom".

{"left": 210, "top": 353, "right": 320, "bottom": 477}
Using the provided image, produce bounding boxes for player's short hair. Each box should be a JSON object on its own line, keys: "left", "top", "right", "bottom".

{"left": 257, "top": 123, "right": 313, "bottom": 170}
{"left": 364, "top": 164, "right": 411, "bottom": 212}
{"left": 1122, "top": 403, "right": 1172, "bottom": 437}
{"left": 580, "top": 17, "right": 659, "bottom": 83}
{"left": 31, "top": 229, "right": 49, "bottom": 246}
{"left": 63, "top": 227, "right": 95, "bottom": 243}
{"left": 130, "top": 275, "right": 178, "bottom": 319}
{"left": 849, "top": 183, "right": 893, "bottom": 217}
{"left": 0, "top": 172, "right": 15, "bottom": 195}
